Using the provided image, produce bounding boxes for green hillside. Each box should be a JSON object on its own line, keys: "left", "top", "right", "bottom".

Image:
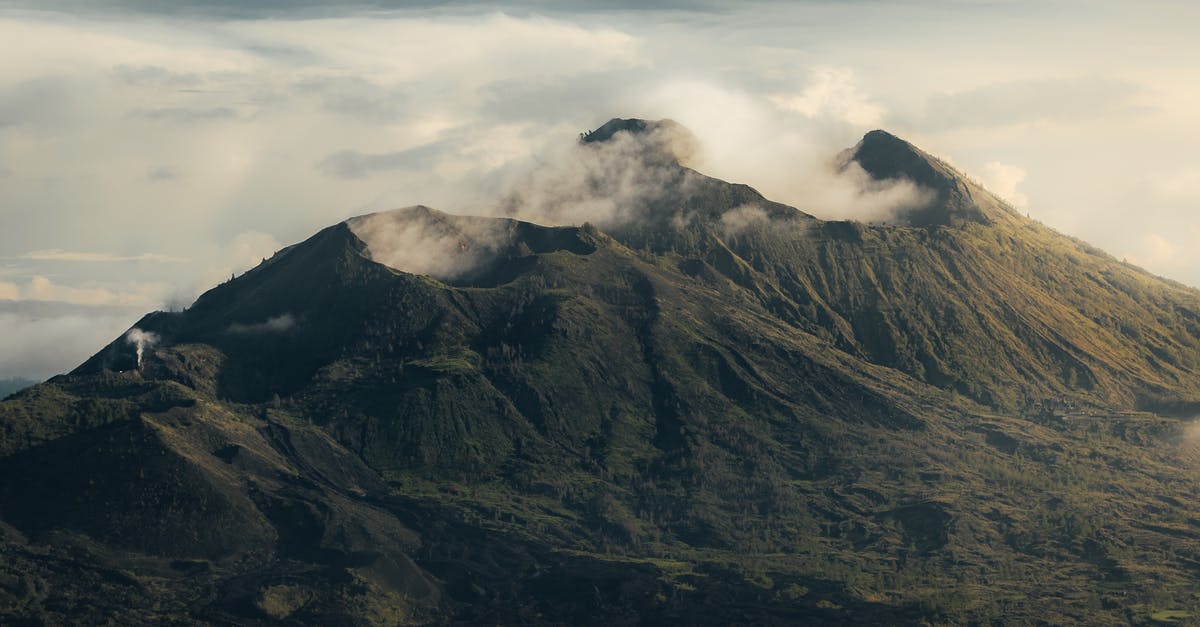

{"left": 4, "top": 120, "right": 1200, "bottom": 625}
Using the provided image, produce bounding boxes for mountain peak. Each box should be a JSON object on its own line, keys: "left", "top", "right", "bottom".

{"left": 848, "top": 129, "right": 1015, "bottom": 228}
{"left": 579, "top": 117, "right": 698, "bottom": 165}
{"left": 581, "top": 117, "right": 676, "bottom": 143}
{"left": 346, "top": 205, "right": 597, "bottom": 284}
{"left": 852, "top": 130, "right": 934, "bottom": 181}
{"left": 12, "top": 117, "right": 1200, "bottom": 626}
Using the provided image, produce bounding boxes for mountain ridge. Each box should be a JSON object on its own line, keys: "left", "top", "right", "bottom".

{"left": 5, "top": 119, "right": 1200, "bottom": 624}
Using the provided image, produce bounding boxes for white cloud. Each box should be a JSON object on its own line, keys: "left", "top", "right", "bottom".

{"left": 1148, "top": 167, "right": 1200, "bottom": 200}
{"left": 1123, "top": 231, "right": 1200, "bottom": 277}
{"left": 227, "top": 313, "right": 296, "bottom": 335}
{"left": 0, "top": 310, "right": 140, "bottom": 380}
{"left": 720, "top": 204, "right": 769, "bottom": 237}
{"left": 220, "top": 231, "right": 282, "bottom": 275}
{"left": 28, "top": 276, "right": 116, "bottom": 305}
{"left": 22, "top": 275, "right": 164, "bottom": 307}
{"left": 225, "top": 14, "right": 645, "bottom": 86}
{"left": 21, "top": 249, "right": 186, "bottom": 262}
{"left": 770, "top": 67, "right": 886, "bottom": 127}
{"left": 0, "top": 281, "right": 17, "bottom": 300}
{"left": 978, "top": 162, "right": 1029, "bottom": 209}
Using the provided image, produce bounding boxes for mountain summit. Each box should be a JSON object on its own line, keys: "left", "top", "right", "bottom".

{"left": 4, "top": 120, "right": 1200, "bottom": 625}
{"left": 580, "top": 116, "right": 699, "bottom": 166}
{"left": 847, "top": 129, "right": 1016, "bottom": 227}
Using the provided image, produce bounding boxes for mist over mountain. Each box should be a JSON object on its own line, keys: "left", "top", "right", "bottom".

{"left": 4, "top": 120, "right": 1200, "bottom": 625}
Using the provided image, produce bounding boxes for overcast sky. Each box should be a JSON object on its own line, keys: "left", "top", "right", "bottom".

{"left": 2, "top": 0, "right": 1200, "bottom": 380}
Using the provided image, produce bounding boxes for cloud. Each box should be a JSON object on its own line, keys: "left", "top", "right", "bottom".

{"left": 349, "top": 208, "right": 509, "bottom": 280}
{"left": 1146, "top": 167, "right": 1200, "bottom": 201}
{"left": 976, "top": 162, "right": 1029, "bottom": 209}
{"left": 0, "top": 0, "right": 762, "bottom": 19}
{"left": 916, "top": 77, "right": 1143, "bottom": 131}
{"left": 0, "top": 77, "right": 79, "bottom": 129}
{"left": 0, "top": 299, "right": 144, "bottom": 317}
{"left": 1122, "top": 230, "right": 1200, "bottom": 278}
{"left": 27, "top": 276, "right": 122, "bottom": 306}
{"left": 479, "top": 72, "right": 642, "bottom": 125}
{"left": 770, "top": 67, "right": 886, "bottom": 127}
{"left": 1124, "top": 233, "right": 1177, "bottom": 273}
{"left": 226, "top": 313, "right": 297, "bottom": 335}
{"left": 110, "top": 64, "right": 203, "bottom": 88}
{"left": 293, "top": 75, "right": 410, "bottom": 123}
{"left": 632, "top": 80, "right": 930, "bottom": 223}
{"left": 153, "top": 230, "right": 286, "bottom": 311}
{"left": 720, "top": 204, "right": 769, "bottom": 237}
{"left": 21, "top": 249, "right": 186, "bottom": 262}
{"left": 813, "top": 160, "right": 936, "bottom": 224}
{"left": 220, "top": 231, "right": 283, "bottom": 275}
{"left": 0, "top": 276, "right": 167, "bottom": 308}
{"left": 489, "top": 119, "right": 703, "bottom": 229}
{"left": 318, "top": 142, "right": 446, "bottom": 179}
{"left": 0, "top": 289, "right": 151, "bottom": 381}
{"left": 130, "top": 106, "right": 238, "bottom": 123}
{"left": 0, "top": 310, "right": 141, "bottom": 380}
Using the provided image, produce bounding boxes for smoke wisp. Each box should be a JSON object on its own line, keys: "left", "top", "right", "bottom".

{"left": 125, "top": 328, "right": 159, "bottom": 369}
{"left": 347, "top": 207, "right": 511, "bottom": 281}
{"left": 226, "top": 313, "right": 297, "bottom": 335}
{"left": 720, "top": 204, "right": 771, "bottom": 237}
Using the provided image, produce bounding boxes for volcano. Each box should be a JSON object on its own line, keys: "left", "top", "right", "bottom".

{"left": 4, "top": 119, "right": 1200, "bottom": 625}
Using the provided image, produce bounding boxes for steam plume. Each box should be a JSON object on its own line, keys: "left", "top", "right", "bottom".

{"left": 125, "top": 328, "right": 159, "bottom": 370}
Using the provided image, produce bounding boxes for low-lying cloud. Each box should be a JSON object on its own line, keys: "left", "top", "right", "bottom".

{"left": 491, "top": 120, "right": 700, "bottom": 229}
{"left": 821, "top": 160, "right": 936, "bottom": 223}
{"left": 7, "top": 275, "right": 163, "bottom": 307}
{"left": 227, "top": 313, "right": 297, "bottom": 335}
{"left": 719, "top": 204, "right": 770, "bottom": 237}
{"left": 0, "top": 307, "right": 144, "bottom": 380}
{"left": 21, "top": 249, "right": 186, "bottom": 263}
{"left": 347, "top": 117, "right": 936, "bottom": 280}
{"left": 348, "top": 208, "right": 509, "bottom": 280}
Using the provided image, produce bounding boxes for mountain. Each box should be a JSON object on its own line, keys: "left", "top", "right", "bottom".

{"left": 4, "top": 119, "right": 1200, "bottom": 625}
{"left": 0, "top": 378, "right": 36, "bottom": 399}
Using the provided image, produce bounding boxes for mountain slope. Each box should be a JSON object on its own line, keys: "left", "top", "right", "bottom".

{"left": 4, "top": 120, "right": 1200, "bottom": 625}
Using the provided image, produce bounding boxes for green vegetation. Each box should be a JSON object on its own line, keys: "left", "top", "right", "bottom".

{"left": 4, "top": 122, "right": 1200, "bottom": 624}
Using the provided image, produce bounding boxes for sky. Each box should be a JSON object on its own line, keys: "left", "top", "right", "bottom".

{"left": 2, "top": 0, "right": 1200, "bottom": 380}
